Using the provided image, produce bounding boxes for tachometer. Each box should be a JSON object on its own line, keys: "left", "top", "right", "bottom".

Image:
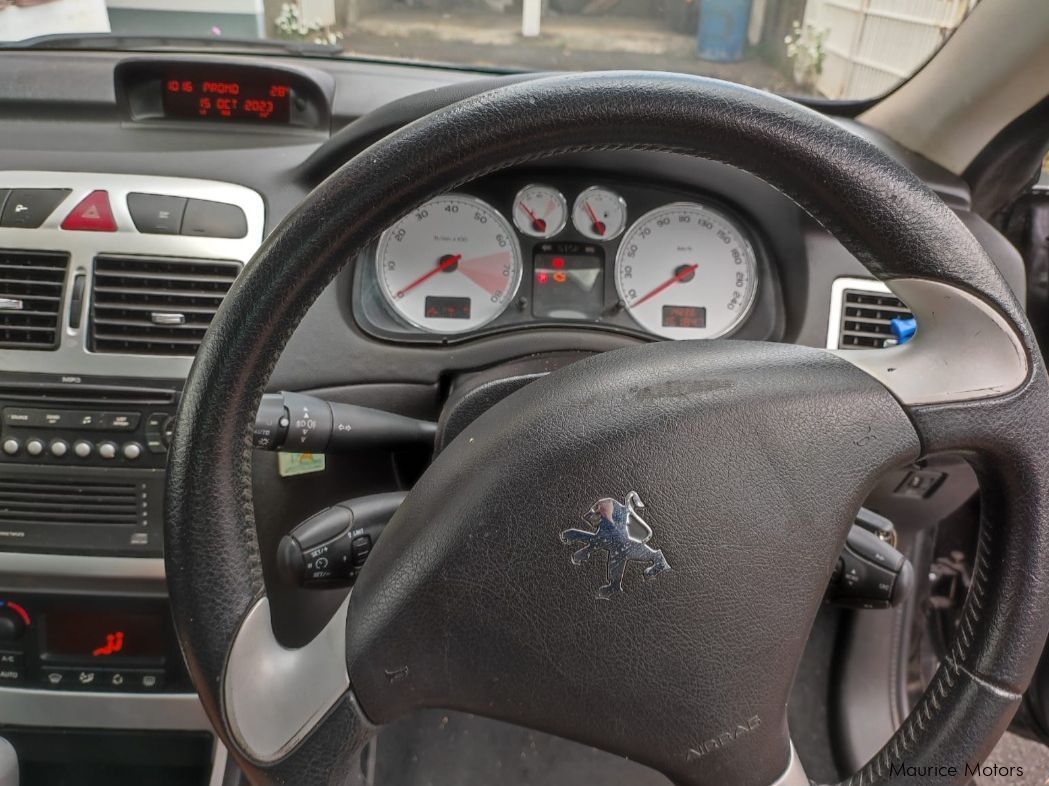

{"left": 614, "top": 202, "right": 758, "bottom": 339}
{"left": 376, "top": 194, "right": 522, "bottom": 334}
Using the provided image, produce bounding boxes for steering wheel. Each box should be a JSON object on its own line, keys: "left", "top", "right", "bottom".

{"left": 165, "top": 73, "right": 1049, "bottom": 786}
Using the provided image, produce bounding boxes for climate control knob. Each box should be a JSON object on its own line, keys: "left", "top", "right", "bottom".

{"left": 0, "top": 606, "right": 27, "bottom": 643}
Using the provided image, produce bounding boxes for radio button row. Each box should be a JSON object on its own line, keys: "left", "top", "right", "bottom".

{"left": 1, "top": 407, "right": 140, "bottom": 431}
{"left": 2, "top": 439, "right": 18, "bottom": 456}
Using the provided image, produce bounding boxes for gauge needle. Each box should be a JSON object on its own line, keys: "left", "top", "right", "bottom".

{"left": 631, "top": 264, "right": 699, "bottom": 308}
{"left": 583, "top": 201, "right": 606, "bottom": 236}
{"left": 395, "top": 254, "right": 462, "bottom": 298}
{"left": 519, "top": 202, "right": 546, "bottom": 233}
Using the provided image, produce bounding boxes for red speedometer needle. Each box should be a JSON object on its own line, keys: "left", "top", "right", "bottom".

{"left": 583, "top": 201, "right": 606, "bottom": 236}
{"left": 395, "top": 254, "right": 462, "bottom": 298}
{"left": 519, "top": 202, "right": 546, "bottom": 233}
{"left": 631, "top": 263, "right": 699, "bottom": 307}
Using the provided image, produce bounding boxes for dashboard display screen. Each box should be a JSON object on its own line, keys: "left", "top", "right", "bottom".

{"left": 44, "top": 610, "right": 165, "bottom": 662}
{"left": 532, "top": 244, "right": 604, "bottom": 320}
{"left": 162, "top": 73, "right": 292, "bottom": 123}
{"left": 424, "top": 295, "right": 471, "bottom": 320}
{"left": 662, "top": 305, "right": 706, "bottom": 329}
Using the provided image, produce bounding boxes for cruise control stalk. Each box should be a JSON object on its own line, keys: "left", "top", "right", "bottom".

{"left": 253, "top": 391, "right": 436, "bottom": 453}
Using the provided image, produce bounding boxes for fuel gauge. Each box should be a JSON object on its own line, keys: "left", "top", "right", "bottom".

{"left": 572, "top": 186, "right": 627, "bottom": 241}
{"left": 513, "top": 184, "right": 567, "bottom": 238}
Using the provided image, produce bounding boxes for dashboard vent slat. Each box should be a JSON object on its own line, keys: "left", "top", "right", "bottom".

{"left": 89, "top": 255, "right": 241, "bottom": 356}
{"left": 838, "top": 289, "right": 914, "bottom": 349}
{"left": 0, "top": 477, "right": 140, "bottom": 527}
{"left": 0, "top": 250, "right": 69, "bottom": 350}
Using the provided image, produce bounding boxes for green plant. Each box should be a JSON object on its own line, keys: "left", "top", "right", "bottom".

{"left": 783, "top": 19, "right": 828, "bottom": 90}
{"left": 273, "top": 2, "right": 344, "bottom": 46}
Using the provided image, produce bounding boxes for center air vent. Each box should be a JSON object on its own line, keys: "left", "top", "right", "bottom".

{"left": 0, "top": 476, "right": 141, "bottom": 529}
{"left": 0, "top": 249, "right": 69, "bottom": 350}
{"left": 838, "top": 289, "right": 914, "bottom": 349}
{"left": 90, "top": 255, "right": 241, "bottom": 356}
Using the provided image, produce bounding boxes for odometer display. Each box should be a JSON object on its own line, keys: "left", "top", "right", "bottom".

{"left": 615, "top": 202, "right": 758, "bottom": 339}
{"left": 376, "top": 194, "right": 523, "bottom": 334}
{"left": 162, "top": 74, "right": 292, "bottom": 123}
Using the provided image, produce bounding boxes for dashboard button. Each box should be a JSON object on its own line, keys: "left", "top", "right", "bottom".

{"left": 0, "top": 651, "right": 22, "bottom": 668}
{"left": 181, "top": 199, "right": 247, "bottom": 239}
{"left": 122, "top": 442, "right": 142, "bottom": 460}
{"left": 1, "top": 439, "right": 18, "bottom": 456}
{"left": 73, "top": 440, "right": 93, "bottom": 458}
{"left": 0, "top": 189, "right": 71, "bottom": 228}
{"left": 137, "top": 670, "right": 165, "bottom": 690}
{"left": 127, "top": 193, "right": 187, "bottom": 235}
{"left": 49, "top": 439, "right": 69, "bottom": 457}
{"left": 97, "top": 441, "right": 117, "bottom": 460}
{"left": 41, "top": 670, "right": 65, "bottom": 688}
{"left": 0, "top": 667, "right": 23, "bottom": 685}
{"left": 24, "top": 438, "right": 44, "bottom": 457}
{"left": 100, "top": 412, "right": 140, "bottom": 431}
{"left": 60, "top": 190, "right": 117, "bottom": 232}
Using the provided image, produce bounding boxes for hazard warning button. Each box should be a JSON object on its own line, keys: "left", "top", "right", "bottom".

{"left": 61, "top": 190, "right": 117, "bottom": 232}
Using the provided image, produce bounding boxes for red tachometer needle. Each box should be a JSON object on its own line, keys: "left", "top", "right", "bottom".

{"left": 519, "top": 202, "right": 546, "bottom": 233}
{"left": 395, "top": 254, "right": 462, "bottom": 298}
{"left": 583, "top": 201, "right": 606, "bottom": 236}
{"left": 631, "top": 263, "right": 699, "bottom": 307}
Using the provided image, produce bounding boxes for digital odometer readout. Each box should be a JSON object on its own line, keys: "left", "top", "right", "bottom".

{"left": 162, "top": 75, "right": 292, "bottom": 123}
{"left": 662, "top": 305, "right": 706, "bottom": 329}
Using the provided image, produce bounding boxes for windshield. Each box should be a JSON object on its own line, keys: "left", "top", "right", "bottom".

{"left": 0, "top": 0, "right": 979, "bottom": 100}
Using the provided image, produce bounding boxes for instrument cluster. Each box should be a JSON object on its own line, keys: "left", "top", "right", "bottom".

{"left": 352, "top": 175, "right": 778, "bottom": 343}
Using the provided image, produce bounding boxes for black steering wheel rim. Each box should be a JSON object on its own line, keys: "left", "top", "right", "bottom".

{"left": 165, "top": 72, "right": 1049, "bottom": 786}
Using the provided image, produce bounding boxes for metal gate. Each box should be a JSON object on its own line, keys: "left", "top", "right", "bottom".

{"left": 802, "top": 0, "right": 976, "bottom": 99}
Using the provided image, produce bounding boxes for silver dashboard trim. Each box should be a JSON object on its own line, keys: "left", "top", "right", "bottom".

{"left": 829, "top": 276, "right": 1028, "bottom": 405}
{"left": 0, "top": 171, "right": 265, "bottom": 379}
{"left": 0, "top": 685, "right": 209, "bottom": 730}
{"left": 224, "top": 594, "right": 350, "bottom": 763}
{"left": 0, "top": 551, "right": 164, "bottom": 581}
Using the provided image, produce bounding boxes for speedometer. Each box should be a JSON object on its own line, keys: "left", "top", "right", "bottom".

{"left": 614, "top": 202, "right": 758, "bottom": 340}
{"left": 376, "top": 194, "right": 522, "bottom": 334}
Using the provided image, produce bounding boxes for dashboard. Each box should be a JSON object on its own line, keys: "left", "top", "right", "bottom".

{"left": 0, "top": 48, "right": 1032, "bottom": 785}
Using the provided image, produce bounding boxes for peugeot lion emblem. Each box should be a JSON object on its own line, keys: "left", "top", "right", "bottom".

{"left": 560, "top": 491, "right": 671, "bottom": 600}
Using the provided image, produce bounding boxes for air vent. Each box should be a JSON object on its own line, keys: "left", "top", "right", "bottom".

{"left": 0, "top": 477, "right": 140, "bottom": 528}
{"left": 0, "top": 249, "right": 69, "bottom": 350}
{"left": 90, "top": 255, "right": 241, "bottom": 356}
{"left": 838, "top": 289, "right": 914, "bottom": 349}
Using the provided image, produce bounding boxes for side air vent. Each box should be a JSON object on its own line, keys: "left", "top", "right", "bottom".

{"left": 0, "top": 250, "right": 69, "bottom": 350}
{"left": 90, "top": 255, "right": 241, "bottom": 356}
{"left": 836, "top": 287, "right": 914, "bottom": 349}
{"left": 0, "top": 476, "right": 141, "bottom": 529}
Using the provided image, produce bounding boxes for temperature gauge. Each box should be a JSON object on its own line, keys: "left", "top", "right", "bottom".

{"left": 513, "top": 185, "right": 567, "bottom": 239}
{"left": 572, "top": 186, "right": 626, "bottom": 241}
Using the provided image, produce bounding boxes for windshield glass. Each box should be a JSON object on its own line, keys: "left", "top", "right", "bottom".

{"left": 0, "top": 0, "right": 979, "bottom": 100}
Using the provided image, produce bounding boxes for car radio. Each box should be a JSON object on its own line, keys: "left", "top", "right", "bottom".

{"left": 0, "top": 372, "right": 180, "bottom": 556}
